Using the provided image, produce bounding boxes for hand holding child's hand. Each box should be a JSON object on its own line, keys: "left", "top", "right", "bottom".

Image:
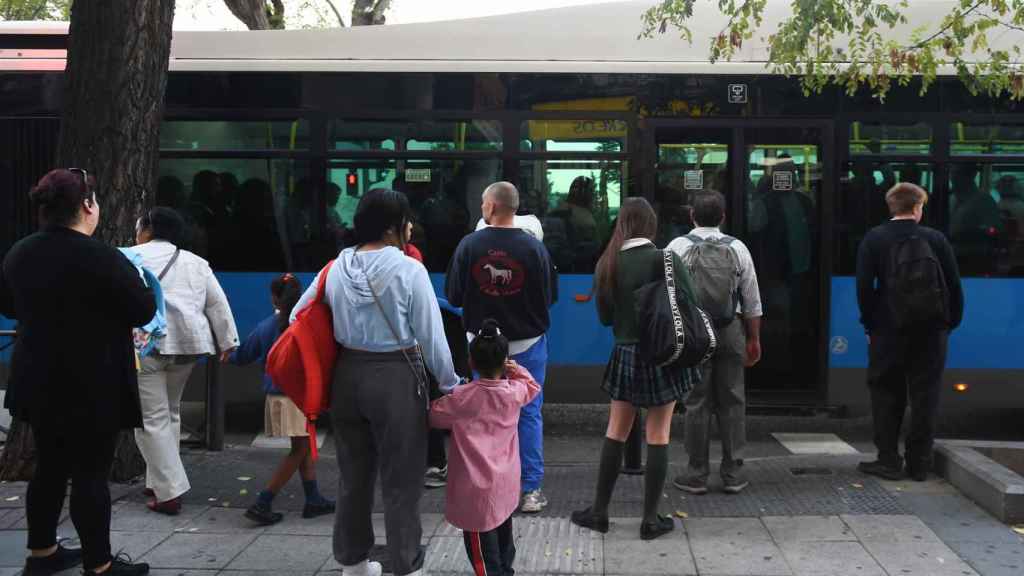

{"left": 504, "top": 359, "right": 519, "bottom": 374}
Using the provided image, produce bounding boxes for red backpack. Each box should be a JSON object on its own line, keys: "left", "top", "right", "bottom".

{"left": 266, "top": 260, "right": 337, "bottom": 459}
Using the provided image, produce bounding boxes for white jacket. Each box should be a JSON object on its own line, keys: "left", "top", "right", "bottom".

{"left": 132, "top": 240, "right": 239, "bottom": 356}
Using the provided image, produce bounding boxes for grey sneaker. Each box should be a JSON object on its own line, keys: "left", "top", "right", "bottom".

{"left": 424, "top": 466, "right": 448, "bottom": 488}
{"left": 673, "top": 475, "right": 709, "bottom": 495}
{"left": 520, "top": 489, "right": 548, "bottom": 513}
{"left": 721, "top": 471, "right": 749, "bottom": 494}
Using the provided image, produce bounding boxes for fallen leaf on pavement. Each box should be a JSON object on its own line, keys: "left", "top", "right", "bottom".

{"left": 237, "top": 476, "right": 252, "bottom": 482}
{"left": 1012, "top": 525, "right": 1024, "bottom": 535}
{"left": 675, "top": 510, "right": 688, "bottom": 518}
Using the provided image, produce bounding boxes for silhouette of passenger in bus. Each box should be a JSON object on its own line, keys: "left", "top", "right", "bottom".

{"left": 655, "top": 185, "right": 691, "bottom": 248}
{"left": 997, "top": 175, "right": 1024, "bottom": 273}
{"left": 950, "top": 164, "right": 1002, "bottom": 274}
{"left": 236, "top": 178, "right": 285, "bottom": 271}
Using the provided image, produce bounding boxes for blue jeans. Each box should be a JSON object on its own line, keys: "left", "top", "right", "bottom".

{"left": 512, "top": 335, "right": 547, "bottom": 493}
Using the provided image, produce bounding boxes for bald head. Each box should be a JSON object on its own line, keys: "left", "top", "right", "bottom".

{"left": 481, "top": 181, "right": 519, "bottom": 226}
{"left": 483, "top": 181, "right": 519, "bottom": 214}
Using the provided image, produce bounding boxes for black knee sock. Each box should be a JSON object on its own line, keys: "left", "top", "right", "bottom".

{"left": 643, "top": 444, "right": 669, "bottom": 524}
{"left": 592, "top": 437, "right": 624, "bottom": 516}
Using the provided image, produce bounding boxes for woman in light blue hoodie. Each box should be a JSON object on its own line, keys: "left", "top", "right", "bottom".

{"left": 293, "top": 189, "right": 461, "bottom": 576}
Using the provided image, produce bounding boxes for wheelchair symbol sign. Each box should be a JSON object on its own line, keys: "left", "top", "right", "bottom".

{"left": 830, "top": 336, "right": 849, "bottom": 355}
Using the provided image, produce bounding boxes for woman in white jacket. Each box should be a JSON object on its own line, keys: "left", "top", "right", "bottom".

{"left": 132, "top": 207, "right": 239, "bottom": 515}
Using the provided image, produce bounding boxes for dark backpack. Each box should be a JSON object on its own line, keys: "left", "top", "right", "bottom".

{"left": 886, "top": 234, "right": 949, "bottom": 328}
{"left": 634, "top": 250, "right": 717, "bottom": 368}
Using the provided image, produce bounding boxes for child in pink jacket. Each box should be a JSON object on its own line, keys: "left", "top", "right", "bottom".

{"left": 429, "top": 318, "right": 540, "bottom": 576}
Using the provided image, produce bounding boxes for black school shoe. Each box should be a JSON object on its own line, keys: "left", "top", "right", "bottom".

{"left": 570, "top": 507, "right": 610, "bottom": 534}
{"left": 905, "top": 462, "right": 929, "bottom": 482}
{"left": 245, "top": 500, "right": 284, "bottom": 526}
{"left": 83, "top": 553, "right": 149, "bottom": 575}
{"left": 857, "top": 459, "right": 905, "bottom": 481}
{"left": 640, "top": 515, "right": 675, "bottom": 541}
{"left": 23, "top": 541, "right": 83, "bottom": 575}
{"left": 302, "top": 497, "right": 336, "bottom": 519}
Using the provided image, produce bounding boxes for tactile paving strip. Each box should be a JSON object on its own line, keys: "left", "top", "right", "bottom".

{"left": 427, "top": 518, "right": 602, "bottom": 574}
{"left": 531, "top": 455, "right": 908, "bottom": 518}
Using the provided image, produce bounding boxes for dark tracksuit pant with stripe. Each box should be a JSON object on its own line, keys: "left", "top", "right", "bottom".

{"left": 463, "top": 516, "right": 515, "bottom": 576}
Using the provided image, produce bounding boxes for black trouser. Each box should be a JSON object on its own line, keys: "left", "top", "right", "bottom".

{"left": 331, "top": 349, "right": 427, "bottom": 576}
{"left": 463, "top": 516, "right": 515, "bottom": 576}
{"left": 427, "top": 428, "right": 448, "bottom": 469}
{"left": 867, "top": 329, "right": 949, "bottom": 468}
{"left": 27, "top": 425, "right": 118, "bottom": 571}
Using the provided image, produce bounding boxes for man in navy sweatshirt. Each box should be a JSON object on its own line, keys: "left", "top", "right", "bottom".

{"left": 446, "top": 181, "right": 558, "bottom": 513}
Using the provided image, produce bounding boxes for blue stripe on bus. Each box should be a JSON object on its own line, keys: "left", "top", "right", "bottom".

{"left": 828, "top": 277, "right": 1024, "bottom": 370}
{"left": 8, "top": 274, "right": 1015, "bottom": 370}
{"left": 218, "top": 272, "right": 615, "bottom": 367}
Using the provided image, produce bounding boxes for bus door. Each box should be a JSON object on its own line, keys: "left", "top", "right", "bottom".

{"left": 647, "top": 120, "right": 834, "bottom": 403}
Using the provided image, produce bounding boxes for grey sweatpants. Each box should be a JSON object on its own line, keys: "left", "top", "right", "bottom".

{"left": 331, "top": 349, "right": 428, "bottom": 576}
{"left": 683, "top": 319, "right": 747, "bottom": 479}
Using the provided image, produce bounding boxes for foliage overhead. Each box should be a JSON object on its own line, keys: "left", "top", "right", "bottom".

{"left": 641, "top": 0, "right": 1024, "bottom": 100}
{"left": 0, "top": 0, "right": 71, "bottom": 20}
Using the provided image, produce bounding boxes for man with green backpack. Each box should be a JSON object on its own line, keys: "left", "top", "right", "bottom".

{"left": 667, "top": 190, "right": 763, "bottom": 495}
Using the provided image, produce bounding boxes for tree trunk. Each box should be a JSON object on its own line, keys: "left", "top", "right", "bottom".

{"left": 352, "top": 0, "right": 390, "bottom": 26}
{"left": 0, "top": 0, "right": 175, "bottom": 483}
{"left": 222, "top": 0, "right": 284, "bottom": 30}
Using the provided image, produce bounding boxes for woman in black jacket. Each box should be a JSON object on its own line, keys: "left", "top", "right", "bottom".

{"left": 0, "top": 168, "right": 156, "bottom": 576}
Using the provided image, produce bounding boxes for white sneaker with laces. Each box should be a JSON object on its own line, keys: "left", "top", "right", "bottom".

{"left": 520, "top": 489, "right": 548, "bottom": 513}
{"left": 341, "top": 560, "right": 383, "bottom": 576}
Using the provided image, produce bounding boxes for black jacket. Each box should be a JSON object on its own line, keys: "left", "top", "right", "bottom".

{"left": 0, "top": 226, "right": 156, "bottom": 433}
{"left": 856, "top": 219, "right": 964, "bottom": 335}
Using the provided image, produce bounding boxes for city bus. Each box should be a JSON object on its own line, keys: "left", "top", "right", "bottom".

{"left": 2, "top": 0, "right": 1022, "bottom": 423}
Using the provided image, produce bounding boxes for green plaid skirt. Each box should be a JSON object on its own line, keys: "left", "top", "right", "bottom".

{"left": 601, "top": 344, "right": 699, "bottom": 407}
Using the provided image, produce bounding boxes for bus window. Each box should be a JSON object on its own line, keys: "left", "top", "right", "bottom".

{"left": 949, "top": 163, "right": 1024, "bottom": 277}
{"left": 328, "top": 158, "right": 502, "bottom": 272}
{"left": 836, "top": 162, "right": 934, "bottom": 275}
{"left": 161, "top": 119, "right": 310, "bottom": 151}
{"left": 848, "top": 121, "right": 932, "bottom": 157}
{"left": 518, "top": 159, "right": 626, "bottom": 273}
{"left": 520, "top": 119, "right": 626, "bottom": 153}
{"left": 950, "top": 123, "right": 1024, "bottom": 156}
{"left": 331, "top": 120, "right": 501, "bottom": 152}
{"left": 157, "top": 159, "right": 311, "bottom": 272}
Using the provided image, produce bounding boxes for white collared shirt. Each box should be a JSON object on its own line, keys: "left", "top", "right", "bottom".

{"left": 666, "top": 227, "right": 763, "bottom": 318}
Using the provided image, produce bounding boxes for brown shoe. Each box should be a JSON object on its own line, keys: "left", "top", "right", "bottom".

{"left": 146, "top": 497, "right": 181, "bottom": 516}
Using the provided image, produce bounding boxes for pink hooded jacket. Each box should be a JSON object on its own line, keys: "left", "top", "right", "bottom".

{"left": 428, "top": 362, "right": 540, "bottom": 532}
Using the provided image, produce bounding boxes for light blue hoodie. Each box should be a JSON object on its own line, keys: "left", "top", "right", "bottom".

{"left": 293, "top": 246, "right": 460, "bottom": 393}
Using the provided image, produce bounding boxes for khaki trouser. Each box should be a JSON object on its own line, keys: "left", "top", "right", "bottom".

{"left": 134, "top": 354, "right": 195, "bottom": 502}
{"left": 683, "top": 320, "right": 747, "bottom": 480}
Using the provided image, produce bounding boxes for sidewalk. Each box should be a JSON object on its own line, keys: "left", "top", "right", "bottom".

{"left": 0, "top": 435, "right": 1021, "bottom": 575}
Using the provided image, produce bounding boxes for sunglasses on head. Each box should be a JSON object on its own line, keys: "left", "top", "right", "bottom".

{"left": 67, "top": 168, "right": 93, "bottom": 201}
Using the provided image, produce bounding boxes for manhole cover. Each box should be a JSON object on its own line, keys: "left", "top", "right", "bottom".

{"left": 790, "top": 467, "right": 833, "bottom": 476}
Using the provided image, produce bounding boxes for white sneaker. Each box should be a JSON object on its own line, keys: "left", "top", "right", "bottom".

{"left": 424, "top": 466, "right": 448, "bottom": 488}
{"left": 341, "top": 560, "right": 383, "bottom": 576}
{"left": 520, "top": 489, "right": 548, "bottom": 513}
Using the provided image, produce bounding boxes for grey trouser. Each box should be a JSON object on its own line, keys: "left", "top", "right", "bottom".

{"left": 683, "top": 319, "right": 746, "bottom": 479}
{"left": 331, "top": 349, "right": 428, "bottom": 576}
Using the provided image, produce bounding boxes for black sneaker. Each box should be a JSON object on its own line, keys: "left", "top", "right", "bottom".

{"left": 23, "top": 541, "right": 83, "bottom": 575}
{"left": 857, "top": 459, "right": 905, "bottom": 481}
{"left": 672, "top": 474, "right": 709, "bottom": 495}
{"left": 570, "top": 507, "right": 609, "bottom": 534}
{"left": 245, "top": 500, "right": 284, "bottom": 526}
{"left": 302, "top": 497, "right": 336, "bottom": 519}
{"left": 640, "top": 515, "right": 675, "bottom": 540}
{"left": 84, "top": 553, "right": 149, "bottom": 575}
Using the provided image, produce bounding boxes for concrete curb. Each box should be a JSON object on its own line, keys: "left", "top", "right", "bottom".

{"left": 935, "top": 440, "right": 1024, "bottom": 524}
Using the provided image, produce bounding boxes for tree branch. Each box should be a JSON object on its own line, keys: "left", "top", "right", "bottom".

{"left": 323, "top": 0, "right": 345, "bottom": 27}
{"left": 909, "top": 0, "right": 986, "bottom": 49}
